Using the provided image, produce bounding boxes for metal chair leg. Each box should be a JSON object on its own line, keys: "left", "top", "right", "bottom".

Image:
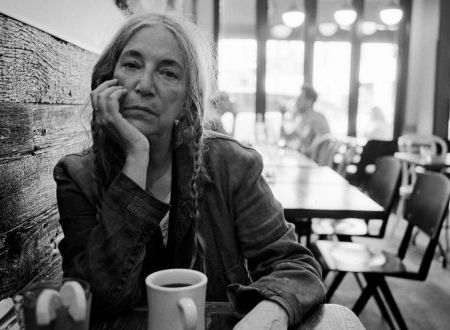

{"left": 353, "top": 273, "right": 364, "bottom": 289}
{"left": 438, "top": 241, "right": 447, "bottom": 268}
{"left": 378, "top": 277, "right": 408, "bottom": 330}
{"left": 361, "top": 274, "right": 395, "bottom": 329}
{"left": 326, "top": 271, "right": 346, "bottom": 302}
{"left": 352, "top": 280, "right": 378, "bottom": 315}
{"left": 373, "top": 288, "right": 396, "bottom": 330}
{"left": 445, "top": 215, "right": 450, "bottom": 254}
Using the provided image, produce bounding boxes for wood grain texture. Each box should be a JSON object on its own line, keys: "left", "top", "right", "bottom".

{"left": 0, "top": 102, "right": 90, "bottom": 162}
{"left": 0, "top": 12, "right": 96, "bottom": 299}
{"left": 0, "top": 144, "right": 84, "bottom": 299}
{"left": 0, "top": 13, "right": 97, "bottom": 104}
{"left": 0, "top": 146, "right": 85, "bottom": 232}
{"left": 0, "top": 211, "right": 62, "bottom": 298}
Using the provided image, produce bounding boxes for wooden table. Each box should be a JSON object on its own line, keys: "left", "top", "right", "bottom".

{"left": 256, "top": 145, "right": 318, "bottom": 168}
{"left": 268, "top": 166, "right": 384, "bottom": 219}
{"left": 394, "top": 152, "right": 450, "bottom": 170}
{"left": 90, "top": 303, "right": 364, "bottom": 330}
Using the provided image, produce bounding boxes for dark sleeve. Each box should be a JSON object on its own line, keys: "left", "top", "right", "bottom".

{"left": 53, "top": 158, "right": 170, "bottom": 316}
{"left": 226, "top": 151, "right": 325, "bottom": 326}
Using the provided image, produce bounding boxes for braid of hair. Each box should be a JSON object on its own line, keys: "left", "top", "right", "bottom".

{"left": 90, "top": 115, "right": 124, "bottom": 224}
{"left": 188, "top": 117, "right": 207, "bottom": 272}
{"left": 90, "top": 117, "right": 105, "bottom": 226}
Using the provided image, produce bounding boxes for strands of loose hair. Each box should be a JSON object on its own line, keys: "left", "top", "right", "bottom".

{"left": 89, "top": 11, "right": 214, "bottom": 273}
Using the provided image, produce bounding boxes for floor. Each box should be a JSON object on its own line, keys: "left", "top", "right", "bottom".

{"left": 321, "top": 215, "right": 450, "bottom": 330}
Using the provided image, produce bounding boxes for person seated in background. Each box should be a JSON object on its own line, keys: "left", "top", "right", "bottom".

{"left": 281, "top": 85, "right": 330, "bottom": 156}
{"left": 363, "top": 106, "right": 391, "bottom": 141}
{"left": 53, "top": 11, "right": 325, "bottom": 330}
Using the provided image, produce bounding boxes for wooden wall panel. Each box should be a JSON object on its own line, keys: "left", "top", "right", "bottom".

{"left": 0, "top": 13, "right": 96, "bottom": 299}
{"left": 0, "top": 209, "right": 62, "bottom": 298}
{"left": 0, "top": 13, "right": 97, "bottom": 104}
{"left": 0, "top": 145, "right": 85, "bottom": 230}
{"left": 0, "top": 103, "right": 90, "bottom": 162}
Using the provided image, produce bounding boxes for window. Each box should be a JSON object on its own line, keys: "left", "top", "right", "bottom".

{"left": 357, "top": 43, "right": 397, "bottom": 140}
{"left": 313, "top": 41, "right": 351, "bottom": 137}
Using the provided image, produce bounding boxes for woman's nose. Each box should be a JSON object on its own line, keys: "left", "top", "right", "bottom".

{"left": 135, "top": 71, "right": 155, "bottom": 95}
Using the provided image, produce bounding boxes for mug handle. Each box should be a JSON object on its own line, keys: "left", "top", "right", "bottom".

{"left": 177, "top": 297, "right": 198, "bottom": 330}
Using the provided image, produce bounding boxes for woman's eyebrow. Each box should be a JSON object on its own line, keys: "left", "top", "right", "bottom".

{"left": 159, "top": 59, "right": 183, "bottom": 70}
{"left": 120, "top": 49, "right": 141, "bottom": 58}
{"left": 120, "top": 49, "right": 183, "bottom": 70}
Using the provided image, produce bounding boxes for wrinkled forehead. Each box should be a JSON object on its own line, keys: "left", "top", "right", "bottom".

{"left": 123, "top": 24, "right": 186, "bottom": 65}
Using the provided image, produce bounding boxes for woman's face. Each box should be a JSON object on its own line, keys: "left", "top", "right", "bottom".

{"left": 113, "top": 25, "right": 187, "bottom": 141}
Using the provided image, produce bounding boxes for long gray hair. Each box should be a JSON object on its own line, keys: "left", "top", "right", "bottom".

{"left": 90, "top": 11, "right": 216, "bottom": 271}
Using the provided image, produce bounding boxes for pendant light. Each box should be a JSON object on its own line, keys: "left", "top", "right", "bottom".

{"left": 361, "top": 21, "right": 378, "bottom": 35}
{"left": 318, "top": 22, "right": 338, "bottom": 37}
{"left": 380, "top": 1, "right": 403, "bottom": 26}
{"left": 334, "top": 0, "right": 357, "bottom": 27}
{"left": 282, "top": 1, "right": 305, "bottom": 28}
{"left": 271, "top": 24, "right": 293, "bottom": 38}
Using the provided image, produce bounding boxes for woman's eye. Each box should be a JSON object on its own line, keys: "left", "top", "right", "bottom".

{"left": 123, "top": 62, "right": 138, "bottom": 69}
{"left": 159, "top": 70, "right": 178, "bottom": 79}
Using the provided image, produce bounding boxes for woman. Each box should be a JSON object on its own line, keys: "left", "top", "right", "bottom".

{"left": 53, "top": 12, "right": 325, "bottom": 329}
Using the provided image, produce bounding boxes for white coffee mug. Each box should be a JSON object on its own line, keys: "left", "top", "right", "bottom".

{"left": 145, "top": 268, "right": 207, "bottom": 330}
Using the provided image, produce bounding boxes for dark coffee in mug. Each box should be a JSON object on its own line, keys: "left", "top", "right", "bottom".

{"left": 162, "top": 283, "right": 191, "bottom": 288}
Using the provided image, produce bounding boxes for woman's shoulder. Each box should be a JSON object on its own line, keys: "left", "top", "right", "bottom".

{"left": 54, "top": 148, "right": 94, "bottom": 180}
{"left": 203, "top": 130, "right": 263, "bottom": 174}
{"left": 203, "top": 130, "right": 261, "bottom": 160}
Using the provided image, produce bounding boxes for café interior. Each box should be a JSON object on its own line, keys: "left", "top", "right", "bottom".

{"left": 1, "top": 0, "right": 450, "bottom": 329}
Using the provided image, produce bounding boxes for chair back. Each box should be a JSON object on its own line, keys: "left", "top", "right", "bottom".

{"left": 397, "top": 134, "right": 447, "bottom": 157}
{"left": 365, "top": 156, "right": 402, "bottom": 237}
{"left": 310, "top": 134, "right": 343, "bottom": 167}
{"left": 366, "top": 156, "right": 401, "bottom": 208}
{"left": 398, "top": 172, "right": 450, "bottom": 279}
{"left": 348, "top": 139, "right": 398, "bottom": 188}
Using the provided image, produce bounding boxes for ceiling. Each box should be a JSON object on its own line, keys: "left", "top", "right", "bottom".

{"left": 219, "top": 0, "right": 397, "bottom": 38}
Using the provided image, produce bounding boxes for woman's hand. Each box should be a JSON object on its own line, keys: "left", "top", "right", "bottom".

{"left": 90, "top": 79, "right": 149, "bottom": 155}
{"left": 233, "top": 300, "right": 288, "bottom": 330}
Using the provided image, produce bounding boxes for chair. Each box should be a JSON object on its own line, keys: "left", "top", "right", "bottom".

{"left": 396, "top": 134, "right": 447, "bottom": 203}
{"left": 311, "top": 156, "right": 401, "bottom": 240}
{"left": 345, "top": 139, "right": 398, "bottom": 190}
{"left": 395, "top": 134, "right": 449, "bottom": 266}
{"left": 309, "top": 134, "right": 343, "bottom": 168}
{"left": 310, "top": 172, "right": 450, "bottom": 330}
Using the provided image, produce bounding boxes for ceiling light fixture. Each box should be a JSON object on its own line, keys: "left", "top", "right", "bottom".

{"left": 334, "top": 0, "right": 357, "bottom": 27}
{"left": 282, "top": 1, "right": 305, "bottom": 28}
{"left": 318, "top": 22, "right": 339, "bottom": 37}
{"left": 271, "top": 24, "right": 293, "bottom": 38}
{"left": 380, "top": 1, "right": 403, "bottom": 26}
{"left": 361, "top": 21, "right": 378, "bottom": 36}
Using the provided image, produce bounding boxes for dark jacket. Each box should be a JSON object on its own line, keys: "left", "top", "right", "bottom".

{"left": 53, "top": 131, "right": 325, "bottom": 325}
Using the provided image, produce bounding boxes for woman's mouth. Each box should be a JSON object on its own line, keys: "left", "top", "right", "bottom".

{"left": 123, "top": 105, "right": 158, "bottom": 116}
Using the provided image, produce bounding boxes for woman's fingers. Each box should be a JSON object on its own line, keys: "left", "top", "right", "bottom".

{"left": 90, "top": 79, "right": 149, "bottom": 154}
{"left": 96, "top": 86, "right": 126, "bottom": 110}
{"left": 90, "top": 78, "right": 119, "bottom": 111}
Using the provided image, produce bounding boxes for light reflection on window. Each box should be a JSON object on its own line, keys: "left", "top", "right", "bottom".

{"left": 357, "top": 43, "right": 397, "bottom": 140}
{"left": 218, "top": 39, "right": 305, "bottom": 145}
{"left": 313, "top": 41, "right": 351, "bottom": 137}
{"left": 218, "top": 39, "right": 256, "bottom": 143}
{"left": 218, "top": 39, "right": 256, "bottom": 95}
{"left": 266, "top": 40, "right": 304, "bottom": 97}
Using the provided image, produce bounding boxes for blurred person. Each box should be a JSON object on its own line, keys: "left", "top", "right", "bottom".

{"left": 53, "top": 11, "right": 324, "bottom": 330}
{"left": 363, "top": 106, "right": 391, "bottom": 141}
{"left": 281, "top": 85, "right": 330, "bottom": 156}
